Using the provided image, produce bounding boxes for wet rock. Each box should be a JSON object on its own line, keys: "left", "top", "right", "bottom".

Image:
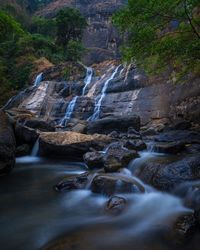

{"left": 155, "top": 130, "right": 200, "bottom": 144}
{"left": 87, "top": 115, "right": 140, "bottom": 134}
{"left": 83, "top": 151, "right": 104, "bottom": 169}
{"left": 108, "top": 131, "right": 120, "bottom": 139}
{"left": 91, "top": 173, "right": 144, "bottom": 196}
{"left": 134, "top": 155, "right": 200, "bottom": 192}
{"left": 170, "top": 120, "right": 191, "bottom": 130}
{"left": 16, "top": 144, "right": 30, "bottom": 157}
{"left": 0, "top": 110, "right": 16, "bottom": 175}
{"left": 104, "top": 142, "right": 138, "bottom": 173}
{"left": 55, "top": 172, "right": 89, "bottom": 192}
{"left": 153, "top": 141, "right": 185, "bottom": 154}
{"left": 15, "top": 122, "right": 39, "bottom": 145}
{"left": 127, "top": 127, "right": 142, "bottom": 139}
{"left": 168, "top": 214, "right": 197, "bottom": 245}
{"left": 105, "top": 196, "right": 127, "bottom": 215}
{"left": 39, "top": 131, "right": 112, "bottom": 160}
{"left": 24, "top": 119, "right": 55, "bottom": 132}
{"left": 124, "top": 139, "right": 147, "bottom": 151}
{"left": 174, "top": 181, "right": 200, "bottom": 210}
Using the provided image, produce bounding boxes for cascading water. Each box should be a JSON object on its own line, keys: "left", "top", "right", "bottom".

{"left": 82, "top": 67, "right": 93, "bottom": 96}
{"left": 60, "top": 96, "right": 78, "bottom": 127}
{"left": 88, "top": 65, "right": 121, "bottom": 121}
{"left": 59, "top": 66, "right": 93, "bottom": 127}
{"left": 31, "top": 139, "right": 39, "bottom": 157}
{"left": 34, "top": 72, "right": 43, "bottom": 86}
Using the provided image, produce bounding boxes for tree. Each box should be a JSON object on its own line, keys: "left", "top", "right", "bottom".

{"left": 113, "top": 0, "right": 200, "bottom": 80}
{"left": 56, "top": 7, "right": 87, "bottom": 53}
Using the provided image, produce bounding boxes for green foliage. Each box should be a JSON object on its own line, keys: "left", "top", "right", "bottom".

{"left": 0, "top": 4, "right": 88, "bottom": 106}
{"left": 113, "top": 0, "right": 200, "bottom": 81}
{"left": 66, "top": 40, "right": 86, "bottom": 62}
{"left": 56, "top": 8, "right": 87, "bottom": 49}
{"left": 30, "top": 16, "right": 56, "bottom": 37}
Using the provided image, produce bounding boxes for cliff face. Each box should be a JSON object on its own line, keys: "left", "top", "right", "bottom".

{"left": 37, "top": 0, "right": 127, "bottom": 64}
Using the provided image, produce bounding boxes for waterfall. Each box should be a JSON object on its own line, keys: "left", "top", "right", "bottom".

{"left": 82, "top": 67, "right": 93, "bottom": 96}
{"left": 34, "top": 72, "right": 43, "bottom": 87}
{"left": 88, "top": 65, "right": 121, "bottom": 121}
{"left": 31, "top": 139, "right": 39, "bottom": 157}
{"left": 60, "top": 96, "right": 78, "bottom": 127}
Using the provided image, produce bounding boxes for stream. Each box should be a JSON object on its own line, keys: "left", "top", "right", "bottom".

{"left": 0, "top": 149, "right": 199, "bottom": 250}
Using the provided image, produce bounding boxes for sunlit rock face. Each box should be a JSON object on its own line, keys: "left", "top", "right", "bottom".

{"left": 37, "top": 0, "right": 128, "bottom": 64}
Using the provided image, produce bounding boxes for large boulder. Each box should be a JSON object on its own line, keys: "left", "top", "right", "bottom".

{"left": 91, "top": 173, "right": 145, "bottom": 196}
{"left": 87, "top": 115, "right": 140, "bottom": 134}
{"left": 134, "top": 155, "right": 200, "bottom": 192}
{"left": 103, "top": 142, "right": 138, "bottom": 172}
{"left": 39, "top": 131, "right": 112, "bottom": 160}
{"left": 0, "top": 110, "right": 16, "bottom": 175}
{"left": 152, "top": 141, "right": 185, "bottom": 154}
{"left": 83, "top": 151, "right": 104, "bottom": 169}
{"left": 15, "top": 122, "right": 39, "bottom": 145}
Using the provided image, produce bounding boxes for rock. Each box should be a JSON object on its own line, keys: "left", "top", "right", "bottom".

{"left": 0, "top": 110, "right": 16, "bottom": 175}
{"left": 55, "top": 172, "right": 89, "bottom": 192}
{"left": 167, "top": 214, "right": 197, "bottom": 245}
{"left": 173, "top": 181, "right": 200, "bottom": 210}
{"left": 134, "top": 155, "right": 200, "bottom": 192}
{"left": 127, "top": 127, "right": 142, "bottom": 139}
{"left": 170, "top": 120, "right": 191, "bottom": 130}
{"left": 104, "top": 142, "right": 138, "bottom": 173}
{"left": 83, "top": 151, "right": 104, "bottom": 169}
{"left": 15, "top": 122, "right": 39, "bottom": 145}
{"left": 108, "top": 131, "right": 120, "bottom": 139}
{"left": 105, "top": 196, "right": 127, "bottom": 215}
{"left": 16, "top": 144, "right": 30, "bottom": 157}
{"left": 39, "top": 131, "right": 112, "bottom": 160}
{"left": 91, "top": 173, "right": 145, "bottom": 196}
{"left": 24, "top": 119, "right": 55, "bottom": 132}
{"left": 154, "top": 130, "right": 200, "bottom": 144}
{"left": 87, "top": 115, "right": 140, "bottom": 134}
{"left": 153, "top": 141, "right": 185, "bottom": 154}
{"left": 124, "top": 139, "right": 147, "bottom": 151}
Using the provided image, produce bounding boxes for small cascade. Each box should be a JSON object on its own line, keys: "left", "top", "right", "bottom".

{"left": 88, "top": 64, "right": 121, "bottom": 121}
{"left": 82, "top": 67, "right": 93, "bottom": 96}
{"left": 60, "top": 96, "right": 78, "bottom": 126}
{"left": 31, "top": 139, "right": 39, "bottom": 157}
{"left": 34, "top": 72, "right": 43, "bottom": 87}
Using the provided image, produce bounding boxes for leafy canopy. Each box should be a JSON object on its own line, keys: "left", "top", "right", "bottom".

{"left": 113, "top": 0, "right": 200, "bottom": 80}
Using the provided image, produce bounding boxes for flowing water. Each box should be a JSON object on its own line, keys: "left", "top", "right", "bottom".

{"left": 82, "top": 67, "right": 93, "bottom": 96}
{"left": 34, "top": 73, "right": 43, "bottom": 87}
{"left": 0, "top": 149, "right": 198, "bottom": 250}
{"left": 59, "top": 96, "right": 78, "bottom": 127}
{"left": 88, "top": 65, "right": 121, "bottom": 121}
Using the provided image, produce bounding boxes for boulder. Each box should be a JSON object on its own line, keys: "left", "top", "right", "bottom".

{"left": 0, "top": 110, "right": 16, "bottom": 175}
{"left": 154, "top": 130, "right": 200, "bottom": 144}
{"left": 39, "top": 131, "right": 112, "bottom": 160}
{"left": 83, "top": 151, "right": 104, "bottom": 169}
{"left": 15, "top": 122, "right": 39, "bottom": 145}
{"left": 24, "top": 119, "right": 55, "bottom": 132}
{"left": 91, "top": 173, "right": 145, "bottom": 196}
{"left": 105, "top": 196, "right": 127, "bottom": 215}
{"left": 16, "top": 144, "right": 30, "bottom": 157}
{"left": 152, "top": 141, "right": 185, "bottom": 154}
{"left": 87, "top": 115, "right": 140, "bottom": 134}
{"left": 55, "top": 172, "right": 89, "bottom": 192}
{"left": 127, "top": 127, "right": 142, "bottom": 139}
{"left": 104, "top": 142, "right": 138, "bottom": 172}
{"left": 124, "top": 139, "right": 147, "bottom": 151}
{"left": 134, "top": 155, "right": 200, "bottom": 192}
{"left": 167, "top": 214, "right": 197, "bottom": 245}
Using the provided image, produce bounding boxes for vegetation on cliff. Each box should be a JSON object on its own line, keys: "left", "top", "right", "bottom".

{"left": 0, "top": 1, "right": 87, "bottom": 106}
{"left": 113, "top": 0, "right": 200, "bottom": 81}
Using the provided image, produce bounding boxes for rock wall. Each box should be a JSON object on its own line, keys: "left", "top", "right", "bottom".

{"left": 4, "top": 62, "right": 200, "bottom": 127}
{"left": 37, "top": 0, "right": 127, "bottom": 64}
